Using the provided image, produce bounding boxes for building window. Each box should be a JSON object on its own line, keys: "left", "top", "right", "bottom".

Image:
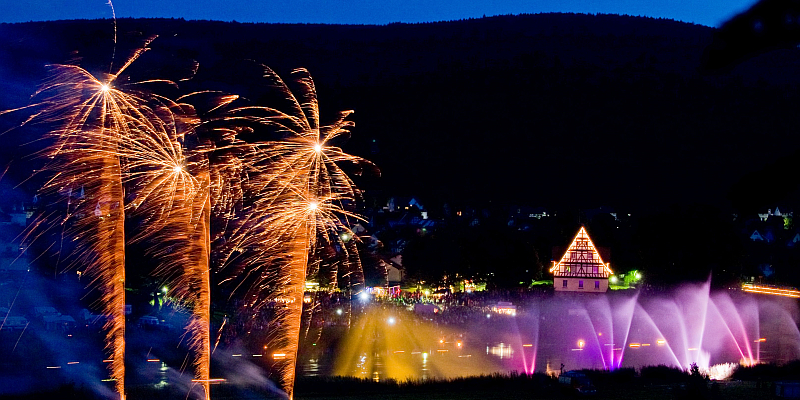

{"left": 579, "top": 280, "right": 584, "bottom": 289}
{"left": 562, "top": 280, "right": 568, "bottom": 288}
{"left": 595, "top": 281, "right": 600, "bottom": 289}
{"left": 593, "top": 266, "right": 599, "bottom": 274}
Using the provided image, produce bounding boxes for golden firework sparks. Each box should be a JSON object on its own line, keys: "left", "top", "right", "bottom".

{"left": 215, "top": 67, "right": 373, "bottom": 399}
{"left": 18, "top": 42, "right": 169, "bottom": 400}
{"left": 7, "top": 41, "right": 375, "bottom": 400}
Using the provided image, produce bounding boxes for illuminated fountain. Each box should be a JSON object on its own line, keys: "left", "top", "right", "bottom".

{"left": 332, "top": 285, "right": 800, "bottom": 382}
{"left": 517, "top": 281, "right": 800, "bottom": 376}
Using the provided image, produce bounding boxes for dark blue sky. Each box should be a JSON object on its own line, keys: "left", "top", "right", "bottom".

{"left": 3, "top": 0, "right": 755, "bottom": 27}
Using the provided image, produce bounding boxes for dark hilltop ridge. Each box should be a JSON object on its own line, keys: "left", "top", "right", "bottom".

{"left": 1, "top": 13, "right": 800, "bottom": 214}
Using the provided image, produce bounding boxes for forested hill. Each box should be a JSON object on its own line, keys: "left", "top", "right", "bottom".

{"left": 2, "top": 13, "right": 800, "bottom": 214}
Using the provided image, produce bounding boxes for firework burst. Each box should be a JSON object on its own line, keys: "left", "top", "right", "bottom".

{"left": 216, "top": 67, "right": 372, "bottom": 399}
{"left": 6, "top": 40, "right": 374, "bottom": 399}
{"left": 18, "top": 42, "right": 170, "bottom": 400}
{"left": 120, "top": 102, "right": 215, "bottom": 399}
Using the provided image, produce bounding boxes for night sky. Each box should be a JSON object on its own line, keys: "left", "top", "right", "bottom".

{"left": 2, "top": 0, "right": 754, "bottom": 27}
{"left": 2, "top": 0, "right": 797, "bottom": 214}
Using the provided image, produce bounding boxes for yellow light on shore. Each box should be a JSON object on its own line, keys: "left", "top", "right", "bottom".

{"left": 742, "top": 283, "right": 800, "bottom": 298}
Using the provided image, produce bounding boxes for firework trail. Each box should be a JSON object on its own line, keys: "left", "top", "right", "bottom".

{"left": 20, "top": 38, "right": 226, "bottom": 398}
{"left": 16, "top": 43, "right": 170, "bottom": 399}
{"left": 5, "top": 37, "right": 374, "bottom": 398}
{"left": 118, "top": 100, "right": 216, "bottom": 398}
{"left": 216, "top": 67, "right": 373, "bottom": 399}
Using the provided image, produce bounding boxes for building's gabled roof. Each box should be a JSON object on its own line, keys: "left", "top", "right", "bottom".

{"left": 549, "top": 226, "right": 612, "bottom": 278}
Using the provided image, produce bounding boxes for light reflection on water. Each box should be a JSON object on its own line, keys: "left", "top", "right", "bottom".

{"left": 313, "top": 338, "right": 529, "bottom": 382}
{"left": 487, "top": 343, "right": 513, "bottom": 359}
{"left": 304, "top": 358, "right": 320, "bottom": 377}
{"left": 324, "top": 306, "right": 530, "bottom": 382}
{"left": 154, "top": 361, "right": 168, "bottom": 389}
{"left": 304, "top": 289, "right": 800, "bottom": 382}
